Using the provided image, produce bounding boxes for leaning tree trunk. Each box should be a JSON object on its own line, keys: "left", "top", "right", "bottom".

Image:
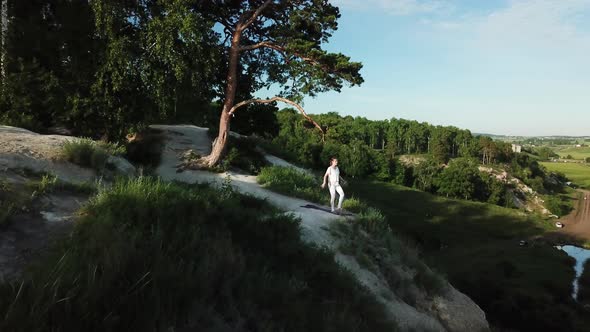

{"left": 206, "top": 110, "right": 231, "bottom": 166}
{"left": 203, "top": 29, "right": 242, "bottom": 167}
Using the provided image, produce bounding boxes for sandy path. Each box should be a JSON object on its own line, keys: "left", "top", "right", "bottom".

{"left": 560, "top": 190, "right": 590, "bottom": 240}
{"left": 150, "top": 124, "right": 470, "bottom": 332}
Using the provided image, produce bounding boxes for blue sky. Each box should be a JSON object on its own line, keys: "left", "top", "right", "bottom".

{"left": 261, "top": 0, "right": 590, "bottom": 136}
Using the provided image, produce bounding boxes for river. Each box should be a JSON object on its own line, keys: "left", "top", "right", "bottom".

{"left": 558, "top": 245, "right": 590, "bottom": 300}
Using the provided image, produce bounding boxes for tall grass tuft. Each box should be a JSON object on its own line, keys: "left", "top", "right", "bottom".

{"left": 258, "top": 166, "right": 327, "bottom": 204}
{"left": 61, "top": 138, "right": 110, "bottom": 170}
{"left": 342, "top": 197, "right": 368, "bottom": 214}
{"left": 61, "top": 138, "right": 126, "bottom": 172}
{"left": 0, "top": 177, "right": 397, "bottom": 331}
{"left": 26, "top": 173, "right": 97, "bottom": 196}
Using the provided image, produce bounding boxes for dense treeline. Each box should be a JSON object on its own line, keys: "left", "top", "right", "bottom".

{"left": 0, "top": 0, "right": 277, "bottom": 140}
{"left": 268, "top": 109, "right": 563, "bottom": 207}
{"left": 272, "top": 109, "right": 515, "bottom": 168}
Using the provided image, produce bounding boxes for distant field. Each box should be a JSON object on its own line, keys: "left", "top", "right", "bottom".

{"left": 541, "top": 162, "right": 590, "bottom": 188}
{"left": 553, "top": 146, "right": 590, "bottom": 160}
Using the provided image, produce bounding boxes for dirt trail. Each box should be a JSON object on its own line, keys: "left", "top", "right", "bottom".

{"left": 560, "top": 190, "right": 590, "bottom": 240}
{"left": 150, "top": 124, "right": 489, "bottom": 332}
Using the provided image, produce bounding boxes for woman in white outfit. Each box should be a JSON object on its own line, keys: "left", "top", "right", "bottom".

{"left": 321, "top": 157, "right": 345, "bottom": 213}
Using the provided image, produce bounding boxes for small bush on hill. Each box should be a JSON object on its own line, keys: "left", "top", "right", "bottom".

{"left": 28, "top": 174, "right": 58, "bottom": 196}
{"left": 342, "top": 197, "right": 368, "bottom": 214}
{"left": 61, "top": 138, "right": 110, "bottom": 170}
{"left": 258, "top": 166, "right": 327, "bottom": 204}
{"left": 61, "top": 138, "right": 128, "bottom": 173}
{"left": 219, "top": 137, "right": 268, "bottom": 174}
{"left": 544, "top": 194, "right": 574, "bottom": 217}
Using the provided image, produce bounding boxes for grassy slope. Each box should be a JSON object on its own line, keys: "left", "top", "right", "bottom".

{"left": 347, "top": 180, "right": 590, "bottom": 332}
{"left": 0, "top": 178, "right": 396, "bottom": 332}
{"left": 541, "top": 162, "right": 590, "bottom": 188}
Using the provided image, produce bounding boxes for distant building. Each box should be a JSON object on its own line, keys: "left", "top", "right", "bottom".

{"left": 512, "top": 144, "right": 522, "bottom": 153}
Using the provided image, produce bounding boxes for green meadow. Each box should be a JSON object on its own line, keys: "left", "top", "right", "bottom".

{"left": 541, "top": 162, "right": 590, "bottom": 188}
{"left": 553, "top": 146, "right": 590, "bottom": 160}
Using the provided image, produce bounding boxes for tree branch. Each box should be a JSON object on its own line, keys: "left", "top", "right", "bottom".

{"left": 239, "top": 41, "right": 290, "bottom": 63}
{"left": 239, "top": 0, "right": 273, "bottom": 31}
{"left": 239, "top": 41, "right": 329, "bottom": 71}
{"left": 228, "top": 96, "right": 325, "bottom": 141}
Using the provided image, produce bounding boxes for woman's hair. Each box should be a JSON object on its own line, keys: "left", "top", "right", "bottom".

{"left": 330, "top": 157, "right": 337, "bottom": 164}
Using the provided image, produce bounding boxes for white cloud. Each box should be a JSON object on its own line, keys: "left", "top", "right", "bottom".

{"left": 418, "top": 0, "right": 590, "bottom": 55}
{"left": 475, "top": 0, "right": 590, "bottom": 51}
{"left": 332, "top": 0, "right": 451, "bottom": 16}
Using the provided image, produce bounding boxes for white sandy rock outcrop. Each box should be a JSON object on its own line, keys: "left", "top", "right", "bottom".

{"left": 0, "top": 125, "right": 135, "bottom": 181}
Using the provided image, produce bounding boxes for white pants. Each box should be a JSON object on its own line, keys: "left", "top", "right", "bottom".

{"left": 329, "top": 184, "right": 345, "bottom": 211}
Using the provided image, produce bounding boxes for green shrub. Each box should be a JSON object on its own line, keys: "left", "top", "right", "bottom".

{"left": 218, "top": 137, "right": 269, "bottom": 174}
{"left": 97, "top": 140, "right": 126, "bottom": 156}
{"left": 258, "top": 166, "right": 327, "bottom": 204}
{"left": 342, "top": 197, "right": 368, "bottom": 214}
{"left": 357, "top": 208, "right": 389, "bottom": 233}
{"left": 544, "top": 194, "right": 573, "bottom": 217}
{"left": 0, "top": 177, "right": 397, "bottom": 332}
{"left": 62, "top": 138, "right": 94, "bottom": 166}
{"left": 28, "top": 174, "right": 58, "bottom": 196}
{"left": 61, "top": 138, "right": 114, "bottom": 171}
{"left": 27, "top": 173, "right": 97, "bottom": 196}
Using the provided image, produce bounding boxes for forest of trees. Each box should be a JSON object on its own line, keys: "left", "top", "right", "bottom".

{"left": 1, "top": 1, "right": 225, "bottom": 139}
{"left": 268, "top": 109, "right": 562, "bottom": 207}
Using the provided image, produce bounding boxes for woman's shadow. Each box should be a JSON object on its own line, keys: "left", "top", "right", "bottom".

{"left": 300, "top": 204, "right": 354, "bottom": 216}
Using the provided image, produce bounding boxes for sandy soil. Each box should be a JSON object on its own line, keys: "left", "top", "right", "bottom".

{"left": 560, "top": 190, "right": 590, "bottom": 241}
{"left": 0, "top": 126, "right": 95, "bottom": 183}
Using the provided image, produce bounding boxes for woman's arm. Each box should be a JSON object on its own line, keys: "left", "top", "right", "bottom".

{"left": 321, "top": 168, "right": 330, "bottom": 188}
